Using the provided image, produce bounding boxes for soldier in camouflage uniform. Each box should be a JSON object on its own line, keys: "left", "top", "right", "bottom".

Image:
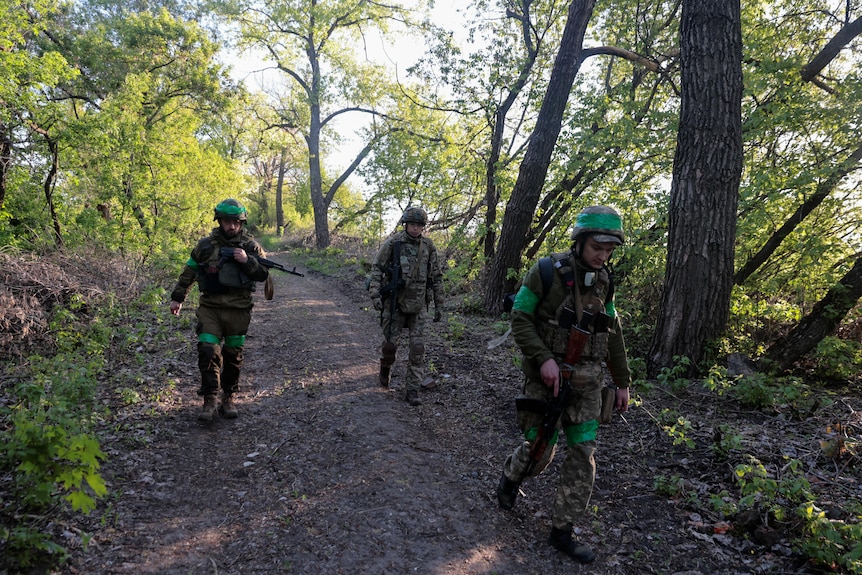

{"left": 369, "top": 207, "right": 444, "bottom": 406}
{"left": 496, "top": 205, "right": 632, "bottom": 563}
{"left": 169, "top": 199, "right": 269, "bottom": 422}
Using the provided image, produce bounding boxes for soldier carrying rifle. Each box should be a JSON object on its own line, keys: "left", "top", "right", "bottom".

{"left": 497, "top": 205, "right": 632, "bottom": 563}
{"left": 169, "top": 199, "right": 270, "bottom": 422}
{"left": 368, "top": 207, "right": 444, "bottom": 406}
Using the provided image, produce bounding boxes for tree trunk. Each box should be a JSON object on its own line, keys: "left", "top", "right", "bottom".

{"left": 308, "top": 99, "right": 330, "bottom": 249}
{"left": 735, "top": 145, "right": 862, "bottom": 285}
{"left": 44, "top": 137, "right": 63, "bottom": 248}
{"left": 800, "top": 16, "right": 862, "bottom": 83}
{"left": 482, "top": 0, "right": 597, "bottom": 314}
{"left": 762, "top": 256, "right": 862, "bottom": 372}
{"left": 648, "top": 0, "right": 743, "bottom": 376}
{"left": 276, "top": 147, "right": 287, "bottom": 235}
{"left": 0, "top": 122, "right": 10, "bottom": 210}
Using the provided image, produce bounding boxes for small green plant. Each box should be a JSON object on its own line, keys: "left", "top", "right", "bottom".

{"left": 653, "top": 474, "right": 685, "bottom": 497}
{"left": 656, "top": 355, "right": 691, "bottom": 393}
{"left": 711, "top": 423, "right": 743, "bottom": 459}
{"left": 730, "top": 372, "right": 774, "bottom": 409}
{"left": 703, "top": 364, "right": 736, "bottom": 394}
{"left": 813, "top": 336, "right": 862, "bottom": 381}
{"left": 446, "top": 315, "right": 466, "bottom": 341}
{"left": 797, "top": 502, "right": 862, "bottom": 574}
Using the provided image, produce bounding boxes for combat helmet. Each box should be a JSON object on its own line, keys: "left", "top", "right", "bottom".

{"left": 571, "top": 205, "right": 624, "bottom": 245}
{"left": 214, "top": 198, "right": 248, "bottom": 222}
{"left": 401, "top": 207, "right": 427, "bottom": 226}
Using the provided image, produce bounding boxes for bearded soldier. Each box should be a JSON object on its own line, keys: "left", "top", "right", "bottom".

{"left": 169, "top": 199, "right": 269, "bottom": 422}
{"left": 496, "top": 205, "right": 632, "bottom": 563}
{"left": 368, "top": 207, "right": 444, "bottom": 406}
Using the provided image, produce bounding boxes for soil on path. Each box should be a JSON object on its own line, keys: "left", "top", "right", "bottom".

{"left": 63, "top": 252, "right": 857, "bottom": 575}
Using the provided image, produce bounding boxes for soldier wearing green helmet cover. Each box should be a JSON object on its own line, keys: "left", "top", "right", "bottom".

{"left": 496, "top": 205, "right": 632, "bottom": 563}
{"left": 169, "top": 199, "right": 269, "bottom": 422}
{"left": 368, "top": 207, "right": 444, "bottom": 406}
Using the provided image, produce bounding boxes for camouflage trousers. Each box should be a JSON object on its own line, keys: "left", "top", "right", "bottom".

{"left": 380, "top": 308, "right": 427, "bottom": 392}
{"left": 195, "top": 305, "right": 251, "bottom": 397}
{"left": 503, "top": 361, "right": 603, "bottom": 529}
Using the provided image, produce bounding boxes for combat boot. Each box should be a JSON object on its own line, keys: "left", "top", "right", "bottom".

{"left": 198, "top": 394, "right": 217, "bottom": 422}
{"left": 379, "top": 364, "right": 391, "bottom": 387}
{"left": 548, "top": 524, "right": 596, "bottom": 564}
{"left": 220, "top": 394, "right": 238, "bottom": 419}
{"left": 406, "top": 390, "right": 422, "bottom": 406}
{"left": 496, "top": 473, "right": 520, "bottom": 510}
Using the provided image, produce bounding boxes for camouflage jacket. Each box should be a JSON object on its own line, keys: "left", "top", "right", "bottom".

{"left": 369, "top": 230, "right": 443, "bottom": 315}
{"left": 510, "top": 251, "right": 631, "bottom": 388}
{"left": 170, "top": 227, "right": 268, "bottom": 310}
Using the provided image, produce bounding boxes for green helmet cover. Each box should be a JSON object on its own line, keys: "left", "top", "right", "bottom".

{"left": 214, "top": 199, "right": 248, "bottom": 221}
{"left": 571, "top": 206, "right": 624, "bottom": 244}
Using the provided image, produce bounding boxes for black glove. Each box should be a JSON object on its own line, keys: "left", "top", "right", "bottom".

{"left": 372, "top": 297, "right": 383, "bottom": 311}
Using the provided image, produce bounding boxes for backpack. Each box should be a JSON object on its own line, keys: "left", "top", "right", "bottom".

{"left": 502, "top": 256, "right": 554, "bottom": 313}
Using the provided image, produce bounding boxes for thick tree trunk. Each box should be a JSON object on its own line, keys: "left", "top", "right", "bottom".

{"left": 482, "top": 0, "right": 597, "bottom": 314}
{"left": 763, "top": 256, "right": 862, "bottom": 372}
{"left": 276, "top": 147, "right": 287, "bottom": 235}
{"left": 648, "top": 0, "right": 743, "bottom": 376}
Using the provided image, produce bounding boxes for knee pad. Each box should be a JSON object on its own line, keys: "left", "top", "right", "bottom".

{"left": 410, "top": 342, "right": 425, "bottom": 358}
{"left": 197, "top": 342, "right": 221, "bottom": 373}
{"left": 222, "top": 346, "right": 243, "bottom": 368}
{"left": 381, "top": 341, "right": 397, "bottom": 364}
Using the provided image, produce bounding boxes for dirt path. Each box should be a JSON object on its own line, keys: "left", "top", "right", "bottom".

{"left": 66, "top": 255, "right": 838, "bottom": 575}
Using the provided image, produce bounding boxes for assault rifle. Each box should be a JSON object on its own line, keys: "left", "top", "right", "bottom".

{"left": 378, "top": 241, "right": 404, "bottom": 340}
{"left": 519, "top": 309, "right": 594, "bottom": 481}
{"left": 218, "top": 247, "right": 305, "bottom": 277}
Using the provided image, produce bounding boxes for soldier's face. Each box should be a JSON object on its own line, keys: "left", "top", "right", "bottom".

{"left": 406, "top": 222, "right": 424, "bottom": 238}
{"left": 219, "top": 218, "right": 242, "bottom": 238}
{"left": 581, "top": 236, "right": 616, "bottom": 270}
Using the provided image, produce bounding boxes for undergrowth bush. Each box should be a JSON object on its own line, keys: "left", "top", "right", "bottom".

{"left": 0, "top": 304, "right": 109, "bottom": 571}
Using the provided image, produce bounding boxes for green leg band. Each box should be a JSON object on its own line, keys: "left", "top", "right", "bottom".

{"left": 198, "top": 333, "right": 221, "bottom": 344}
{"left": 564, "top": 420, "right": 599, "bottom": 446}
{"left": 525, "top": 426, "right": 559, "bottom": 446}
{"left": 225, "top": 334, "right": 246, "bottom": 347}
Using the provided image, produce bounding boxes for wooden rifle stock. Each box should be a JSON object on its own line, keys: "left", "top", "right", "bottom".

{"left": 560, "top": 310, "right": 594, "bottom": 380}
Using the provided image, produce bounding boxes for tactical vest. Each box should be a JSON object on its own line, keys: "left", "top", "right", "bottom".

{"left": 396, "top": 236, "right": 434, "bottom": 314}
{"left": 196, "top": 236, "right": 259, "bottom": 294}
{"left": 538, "top": 252, "right": 612, "bottom": 361}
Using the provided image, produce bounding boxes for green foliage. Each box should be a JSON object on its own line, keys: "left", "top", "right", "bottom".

{"left": 658, "top": 409, "right": 695, "bottom": 449}
{"left": 799, "top": 503, "right": 862, "bottom": 575}
{"left": 812, "top": 336, "right": 862, "bottom": 382}
{"left": 0, "top": 316, "right": 109, "bottom": 571}
{"left": 656, "top": 356, "right": 691, "bottom": 393}
{"left": 710, "top": 423, "right": 743, "bottom": 460}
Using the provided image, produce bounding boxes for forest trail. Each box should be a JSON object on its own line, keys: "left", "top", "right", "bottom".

{"left": 64, "top": 253, "right": 840, "bottom": 575}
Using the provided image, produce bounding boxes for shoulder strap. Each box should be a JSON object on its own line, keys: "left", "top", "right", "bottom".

{"left": 603, "top": 263, "right": 615, "bottom": 303}
{"left": 538, "top": 256, "right": 554, "bottom": 300}
{"left": 197, "top": 237, "right": 217, "bottom": 264}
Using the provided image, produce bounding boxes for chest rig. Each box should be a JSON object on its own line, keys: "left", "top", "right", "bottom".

{"left": 196, "top": 235, "right": 257, "bottom": 294}
{"left": 540, "top": 252, "right": 613, "bottom": 361}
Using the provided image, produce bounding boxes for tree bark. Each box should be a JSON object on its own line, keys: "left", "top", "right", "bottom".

{"left": 276, "top": 147, "right": 287, "bottom": 235}
{"left": 648, "top": 0, "right": 743, "bottom": 376}
{"left": 762, "top": 256, "right": 862, "bottom": 372}
{"left": 482, "top": 0, "right": 597, "bottom": 314}
{"left": 0, "top": 122, "right": 10, "bottom": 210}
